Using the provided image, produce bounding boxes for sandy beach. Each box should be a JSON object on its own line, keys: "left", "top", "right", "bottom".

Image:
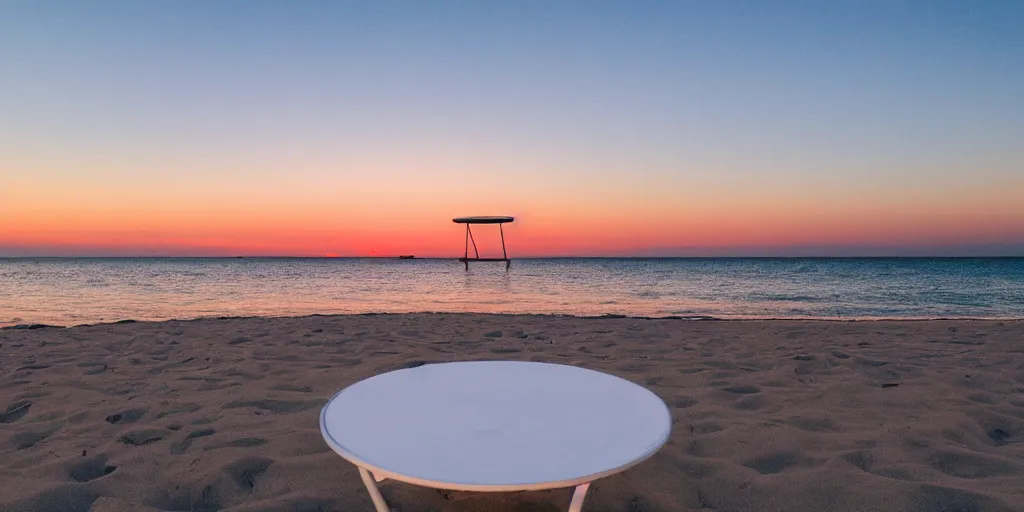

{"left": 1, "top": 314, "right": 1022, "bottom": 512}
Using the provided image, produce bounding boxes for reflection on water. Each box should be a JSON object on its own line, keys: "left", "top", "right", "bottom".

{"left": 1, "top": 258, "right": 1022, "bottom": 326}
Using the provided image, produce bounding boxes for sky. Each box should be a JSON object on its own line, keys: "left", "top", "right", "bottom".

{"left": 1, "top": 1, "right": 1022, "bottom": 257}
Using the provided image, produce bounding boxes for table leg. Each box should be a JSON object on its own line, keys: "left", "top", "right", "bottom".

{"left": 357, "top": 467, "right": 587, "bottom": 512}
{"left": 568, "top": 482, "right": 590, "bottom": 512}
{"left": 358, "top": 467, "right": 391, "bottom": 512}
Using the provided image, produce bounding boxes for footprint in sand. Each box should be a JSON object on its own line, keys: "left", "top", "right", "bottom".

{"left": 855, "top": 357, "right": 889, "bottom": 367}
{"left": 68, "top": 454, "right": 117, "bottom": 482}
{"left": 17, "top": 363, "right": 52, "bottom": 371}
{"left": 225, "top": 456, "right": 275, "bottom": 490}
{"left": 77, "top": 361, "right": 108, "bottom": 375}
{"left": 105, "top": 408, "right": 147, "bottom": 425}
{"left": 617, "top": 362, "right": 654, "bottom": 373}
{"left": 396, "top": 360, "right": 436, "bottom": 369}
{"left": 732, "top": 395, "right": 767, "bottom": 411}
{"left": 189, "top": 416, "right": 218, "bottom": 425}
{"left": 785, "top": 416, "right": 838, "bottom": 432}
{"left": 221, "top": 399, "right": 325, "bottom": 414}
{"left": 155, "top": 403, "right": 202, "bottom": 419}
{"left": 721, "top": 385, "right": 761, "bottom": 394}
{"left": 224, "top": 437, "right": 268, "bottom": 448}
{"left": 841, "top": 450, "right": 920, "bottom": 482}
{"left": 927, "top": 449, "right": 1021, "bottom": 479}
{"left": 0, "top": 400, "right": 31, "bottom": 423}
{"left": 120, "top": 429, "right": 166, "bottom": 446}
{"left": 151, "top": 456, "right": 276, "bottom": 511}
{"left": 909, "top": 484, "right": 1017, "bottom": 512}
{"left": 12, "top": 429, "right": 55, "bottom": 450}
{"left": 489, "top": 346, "right": 523, "bottom": 354}
{"left": 988, "top": 428, "right": 1014, "bottom": 445}
{"left": 4, "top": 483, "right": 102, "bottom": 512}
{"left": 967, "top": 393, "right": 997, "bottom": 404}
{"left": 841, "top": 450, "right": 875, "bottom": 472}
{"left": 743, "top": 451, "right": 801, "bottom": 474}
{"left": 269, "top": 384, "right": 313, "bottom": 393}
{"left": 170, "top": 428, "right": 217, "bottom": 454}
{"left": 688, "top": 422, "right": 724, "bottom": 435}
{"left": 673, "top": 396, "right": 697, "bottom": 409}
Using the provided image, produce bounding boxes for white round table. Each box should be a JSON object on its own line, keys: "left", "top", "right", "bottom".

{"left": 320, "top": 361, "right": 671, "bottom": 512}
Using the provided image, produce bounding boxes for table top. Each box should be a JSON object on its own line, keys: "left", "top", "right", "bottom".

{"left": 452, "top": 216, "right": 514, "bottom": 224}
{"left": 320, "top": 361, "right": 671, "bottom": 492}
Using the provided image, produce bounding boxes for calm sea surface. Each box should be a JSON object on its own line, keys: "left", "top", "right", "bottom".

{"left": 1, "top": 258, "right": 1022, "bottom": 326}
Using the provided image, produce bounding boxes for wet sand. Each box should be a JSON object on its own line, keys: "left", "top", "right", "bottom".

{"left": 1, "top": 314, "right": 1023, "bottom": 512}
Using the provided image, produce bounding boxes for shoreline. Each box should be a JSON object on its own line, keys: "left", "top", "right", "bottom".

{"left": 4, "top": 311, "right": 1024, "bottom": 330}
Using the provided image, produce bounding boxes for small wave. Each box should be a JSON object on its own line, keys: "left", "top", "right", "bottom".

{"left": 749, "top": 293, "right": 823, "bottom": 302}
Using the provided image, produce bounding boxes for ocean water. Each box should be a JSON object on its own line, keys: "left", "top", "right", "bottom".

{"left": 1, "top": 258, "right": 1022, "bottom": 326}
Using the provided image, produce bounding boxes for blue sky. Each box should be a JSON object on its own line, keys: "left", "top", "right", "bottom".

{"left": 1, "top": 1, "right": 1022, "bottom": 256}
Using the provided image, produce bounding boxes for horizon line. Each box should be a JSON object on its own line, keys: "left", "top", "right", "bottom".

{"left": 2, "top": 255, "right": 1023, "bottom": 260}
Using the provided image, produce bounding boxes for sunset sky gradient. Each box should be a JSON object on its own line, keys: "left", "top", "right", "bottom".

{"left": 2, "top": 1, "right": 1022, "bottom": 257}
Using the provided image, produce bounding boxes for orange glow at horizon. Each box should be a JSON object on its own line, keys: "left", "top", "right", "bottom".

{"left": 4, "top": 194, "right": 1022, "bottom": 257}
{"left": 3, "top": 153, "right": 1023, "bottom": 256}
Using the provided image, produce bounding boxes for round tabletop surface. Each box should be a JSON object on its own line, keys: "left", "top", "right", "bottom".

{"left": 320, "top": 361, "right": 671, "bottom": 491}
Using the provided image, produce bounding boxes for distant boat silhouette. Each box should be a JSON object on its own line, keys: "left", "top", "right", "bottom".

{"left": 399, "top": 255, "right": 415, "bottom": 259}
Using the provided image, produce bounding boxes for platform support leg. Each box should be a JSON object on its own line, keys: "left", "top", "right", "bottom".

{"left": 468, "top": 226, "right": 480, "bottom": 258}
{"left": 500, "top": 223, "right": 510, "bottom": 271}
{"left": 358, "top": 467, "right": 391, "bottom": 512}
{"left": 463, "top": 225, "right": 470, "bottom": 270}
{"left": 568, "top": 482, "right": 590, "bottom": 512}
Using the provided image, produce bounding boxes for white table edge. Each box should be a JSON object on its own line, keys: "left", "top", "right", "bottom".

{"left": 319, "top": 396, "right": 671, "bottom": 492}
{"left": 318, "top": 362, "right": 673, "bottom": 511}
